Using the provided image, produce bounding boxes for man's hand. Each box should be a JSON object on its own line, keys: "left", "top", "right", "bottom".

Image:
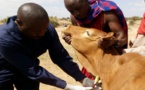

{"left": 129, "top": 37, "right": 136, "bottom": 48}
{"left": 65, "top": 84, "right": 92, "bottom": 90}
{"left": 62, "top": 33, "right": 71, "bottom": 44}
{"left": 82, "top": 77, "right": 94, "bottom": 87}
{"left": 82, "top": 77, "right": 103, "bottom": 90}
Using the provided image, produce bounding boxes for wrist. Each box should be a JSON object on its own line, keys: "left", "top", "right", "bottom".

{"left": 64, "top": 83, "right": 71, "bottom": 90}
{"left": 79, "top": 78, "right": 85, "bottom": 83}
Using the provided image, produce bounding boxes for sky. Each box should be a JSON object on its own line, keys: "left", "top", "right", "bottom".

{"left": 0, "top": 0, "right": 145, "bottom": 20}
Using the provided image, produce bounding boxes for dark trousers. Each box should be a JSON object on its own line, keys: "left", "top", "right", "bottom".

{"left": 0, "top": 67, "right": 39, "bottom": 90}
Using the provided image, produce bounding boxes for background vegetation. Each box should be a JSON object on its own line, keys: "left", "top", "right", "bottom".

{"left": 0, "top": 16, "right": 70, "bottom": 27}
{"left": 126, "top": 16, "right": 142, "bottom": 26}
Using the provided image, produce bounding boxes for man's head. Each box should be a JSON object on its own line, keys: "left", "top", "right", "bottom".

{"left": 15, "top": 3, "right": 49, "bottom": 40}
{"left": 64, "top": 0, "right": 90, "bottom": 19}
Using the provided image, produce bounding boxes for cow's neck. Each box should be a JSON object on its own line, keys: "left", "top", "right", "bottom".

{"left": 84, "top": 47, "right": 120, "bottom": 89}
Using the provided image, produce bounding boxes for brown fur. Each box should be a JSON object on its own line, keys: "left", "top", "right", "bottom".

{"left": 62, "top": 25, "right": 145, "bottom": 90}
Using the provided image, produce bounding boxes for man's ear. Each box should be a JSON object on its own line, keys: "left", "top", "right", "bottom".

{"left": 15, "top": 19, "right": 23, "bottom": 27}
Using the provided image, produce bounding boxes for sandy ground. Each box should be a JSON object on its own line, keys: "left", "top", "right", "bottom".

{"left": 13, "top": 20, "right": 141, "bottom": 90}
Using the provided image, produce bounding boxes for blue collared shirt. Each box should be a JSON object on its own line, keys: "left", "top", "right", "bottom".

{"left": 0, "top": 16, "right": 85, "bottom": 89}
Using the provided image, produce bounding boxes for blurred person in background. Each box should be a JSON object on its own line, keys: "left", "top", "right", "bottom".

{"left": 123, "top": 13, "right": 145, "bottom": 56}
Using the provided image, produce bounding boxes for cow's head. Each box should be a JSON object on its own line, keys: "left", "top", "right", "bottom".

{"left": 62, "top": 25, "right": 115, "bottom": 54}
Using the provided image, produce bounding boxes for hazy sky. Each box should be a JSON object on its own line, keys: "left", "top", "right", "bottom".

{"left": 0, "top": 0, "right": 145, "bottom": 19}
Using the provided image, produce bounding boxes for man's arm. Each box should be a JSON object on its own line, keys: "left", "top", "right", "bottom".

{"left": 48, "top": 24, "right": 86, "bottom": 81}
{"left": 0, "top": 38, "right": 67, "bottom": 89}
{"left": 104, "top": 11, "right": 127, "bottom": 47}
{"left": 47, "top": 24, "right": 96, "bottom": 89}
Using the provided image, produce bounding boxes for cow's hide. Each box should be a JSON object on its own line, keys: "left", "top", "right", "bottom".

{"left": 62, "top": 25, "right": 145, "bottom": 90}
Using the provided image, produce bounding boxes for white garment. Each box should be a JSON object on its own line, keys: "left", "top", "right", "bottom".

{"left": 65, "top": 84, "right": 92, "bottom": 90}
{"left": 123, "top": 34, "right": 145, "bottom": 56}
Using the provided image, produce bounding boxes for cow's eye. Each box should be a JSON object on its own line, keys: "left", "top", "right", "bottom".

{"left": 86, "top": 31, "right": 90, "bottom": 36}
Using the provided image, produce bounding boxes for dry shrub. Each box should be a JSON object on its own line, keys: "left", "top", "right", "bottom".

{"left": 49, "top": 16, "right": 59, "bottom": 27}
{"left": 129, "top": 20, "right": 135, "bottom": 25}
{"left": 0, "top": 17, "right": 8, "bottom": 23}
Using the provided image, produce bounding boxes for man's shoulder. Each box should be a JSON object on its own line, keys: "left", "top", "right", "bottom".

{"left": 0, "top": 24, "right": 8, "bottom": 37}
{"left": 103, "top": 11, "right": 119, "bottom": 20}
{"left": 48, "top": 23, "right": 55, "bottom": 30}
{"left": 0, "top": 23, "right": 7, "bottom": 29}
{"left": 0, "top": 24, "right": 13, "bottom": 43}
{"left": 103, "top": 10, "right": 116, "bottom": 15}
{"left": 47, "top": 23, "right": 57, "bottom": 35}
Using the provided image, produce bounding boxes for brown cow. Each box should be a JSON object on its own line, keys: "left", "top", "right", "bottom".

{"left": 62, "top": 25, "right": 145, "bottom": 90}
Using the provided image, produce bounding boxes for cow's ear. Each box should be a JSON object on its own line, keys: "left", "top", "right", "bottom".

{"left": 98, "top": 32, "right": 116, "bottom": 48}
{"left": 103, "top": 32, "right": 114, "bottom": 40}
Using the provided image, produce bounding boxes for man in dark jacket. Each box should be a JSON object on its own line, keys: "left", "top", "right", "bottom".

{"left": 0, "top": 2, "right": 93, "bottom": 90}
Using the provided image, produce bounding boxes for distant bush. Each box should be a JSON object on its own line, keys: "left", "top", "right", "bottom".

{"left": 1, "top": 16, "right": 61, "bottom": 27}
{"left": 50, "top": 20, "right": 59, "bottom": 27}
{"left": 129, "top": 20, "right": 135, "bottom": 25}
{"left": 60, "top": 17, "right": 70, "bottom": 21}
{"left": 126, "top": 16, "right": 142, "bottom": 21}
{"left": 125, "top": 17, "right": 130, "bottom": 21}
{"left": 126, "top": 16, "right": 142, "bottom": 26}
{"left": 49, "top": 16, "right": 59, "bottom": 27}
{"left": 131, "top": 16, "right": 142, "bottom": 21}
{"left": 0, "top": 17, "right": 8, "bottom": 23}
